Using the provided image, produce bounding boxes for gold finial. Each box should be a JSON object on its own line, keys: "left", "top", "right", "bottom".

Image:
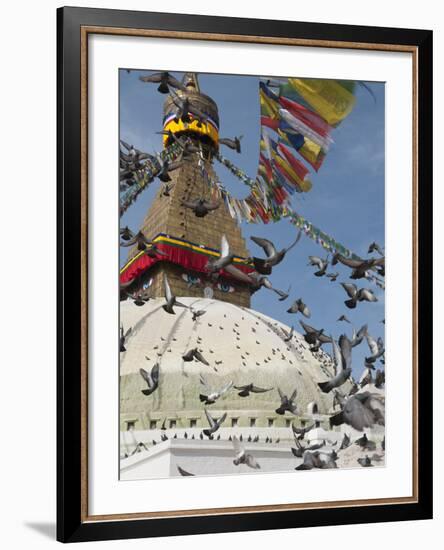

{"left": 182, "top": 73, "right": 200, "bottom": 92}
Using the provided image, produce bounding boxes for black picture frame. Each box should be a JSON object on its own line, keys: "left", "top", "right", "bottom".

{"left": 57, "top": 6, "right": 433, "bottom": 543}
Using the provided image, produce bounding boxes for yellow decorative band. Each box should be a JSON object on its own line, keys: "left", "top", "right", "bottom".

{"left": 162, "top": 117, "right": 219, "bottom": 146}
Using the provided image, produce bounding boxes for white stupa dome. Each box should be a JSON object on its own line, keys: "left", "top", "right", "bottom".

{"left": 120, "top": 297, "right": 339, "bottom": 432}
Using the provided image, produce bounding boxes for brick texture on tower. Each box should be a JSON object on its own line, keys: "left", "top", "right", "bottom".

{"left": 123, "top": 73, "right": 252, "bottom": 308}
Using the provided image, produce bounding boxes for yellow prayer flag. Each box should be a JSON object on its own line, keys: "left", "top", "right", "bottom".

{"left": 288, "top": 78, "right": 356, "bottom": 126}
{"left": 260, "top": 89, "right": 280, "bottom": 119}
{"left": 272, "top": 152, "right": 312, "bottom": 192}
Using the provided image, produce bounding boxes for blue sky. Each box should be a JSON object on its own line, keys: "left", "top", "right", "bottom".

{"left": 119, "top": 70, "right": 385, "bottom": 379}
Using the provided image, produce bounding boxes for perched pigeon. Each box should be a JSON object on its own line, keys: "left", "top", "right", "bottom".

{"left": 339, "top": 433, "right": 351, "bottom": 450}
{"left": 177, "top": 465, "right": 195, "bottom": 476}
{"left": 355, "top": 433, "right": 377, "bottom": 451}
{"left": 357, "top": 455, "right": 374, "bottom": 467}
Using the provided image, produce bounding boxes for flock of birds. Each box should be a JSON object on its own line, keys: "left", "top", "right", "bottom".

{"left": 120, "top": 69, "right": 386, "bottom": 476}
{"left": 120, "top": 70, "right": 243, "bottom": 193}
{"left": 120, "top": 228, "right": 386, "bottom": 475}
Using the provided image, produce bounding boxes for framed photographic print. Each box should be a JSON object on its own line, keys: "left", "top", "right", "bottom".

{"left": 57, "top": 6, "right": 433, "bottom": 543}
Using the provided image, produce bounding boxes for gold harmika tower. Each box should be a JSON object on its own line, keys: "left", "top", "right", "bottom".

{"left": 120, "top": 73, "right": 253, "bottom": 308}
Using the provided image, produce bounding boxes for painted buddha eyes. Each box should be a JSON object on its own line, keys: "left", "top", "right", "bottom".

{"left": 182, "top": 273, "right": 202, "bottom": 286}
{"left": 217, "top": 281, "right": 235, "bottom": 293}
{"left": 181, "top": 272, "right": 234, "bottom": 293}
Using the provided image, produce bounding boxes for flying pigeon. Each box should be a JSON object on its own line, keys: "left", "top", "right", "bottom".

{"left": 219, "top": 135, "right": 243, "bottom": 153}
{"left": 139, "top": 71, "right": 187, "bottom": 94}
{"left": 326, "top": 272, "right": 339, "bottom": 282}
{"left": 308, "top": 255, "right": 329, "bottom": 277}
{"left": 364, "top": 332, "right": 385, "bottom": 364}
{"left": 191, "top": 308, "right": 206, "bottom": 321}
{"left": 202, "top": 409, "right": 227, "bottom": 437}
{"left": 234, "top": 383, "right": 273, "bottom": 397}
{"left": 199, "top": 375, "right": 233, "bottom": 404}
{"left": 299, "top": 320, "right": 332, "bottom": 349}
{"left": 337, "top": 315, "right": 351, "bottom": 323}
{"left": 250, "top": 231, "right": 302, "bottom": 275}
{"left": 295, "top": 450, "right": 338, "bottom": 470}
{"left": 206, "top": 235, "right": 234, "bottom": 274}
{"left": 181, "top": 197, "right": 220, "bottom": 218}
{"left": 332, "top": 253, "right": 385, "bottom": 280}
{"left": 162, "top": 274, "right": 188, "bottom": 314}
{"left": 182, "top": 348, "right": 210, "bottom": 366}
{"left": 119, "top": 325, "right": 132, "bottom": 352}
{"left": 169, "top": 88, "right": 210, "bottom": 126}
{"left": 250, "top": 273, "right": 290, "bottom": 300}
{"left": 119, "top": 226, "right": 134, "bottom": 241}
{"left": 329, "top": 392, "right": 385, "bottom": 432}
{"left": 139, "top": 362, "right": 160, "bottom": 396}
{"left": 281, "top": 325, "right": 294, "bottom": 342}
{"left": 341, "top": 283, "right": 378, "bottom": 309}
{"left": 287, "top": 298, "right": 311, "bottom": 317}
{"left": 275, "top": 387, "right": 298, "bottom": 415}
{"left": 232, "top": 436, "right": 261, "bottom": 469}
{"left": 291, "top": 422, "right": 315, "bottom": 441}
{"left": 368, "top": 242, "right": 384, "bottom": 256}
{"left": 156, "top": 156, "right": 183, "bottom": 182}
{"left": 350, "top": 324, "right": 368, "bottom": 347}
{"left": 318, "top": 335, "right": 352, "bottom": 393}
{"left": 119, "top": 230, "right": 153, "bottom": 251}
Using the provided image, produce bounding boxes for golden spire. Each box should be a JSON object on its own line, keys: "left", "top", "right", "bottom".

{"left": 182, "top": 72, "right": 200, "bottom": 92}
